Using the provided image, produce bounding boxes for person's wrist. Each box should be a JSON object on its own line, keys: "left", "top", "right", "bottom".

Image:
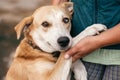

{"left": 91, "top": 35, "right": 104, "bottom": 49}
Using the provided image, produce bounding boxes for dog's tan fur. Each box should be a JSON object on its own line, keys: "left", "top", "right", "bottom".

{"left": 6, "top": 2, "right": 107, "bottom": 80}
{"left": 6, "top": 38, "right": 68, "bottom": 80}
{"left": 6, "top": 2, "right": 73, "bottom": 80}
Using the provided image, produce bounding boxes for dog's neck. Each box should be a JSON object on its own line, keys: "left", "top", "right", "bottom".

{"left": 27, "top": 39, "right": 43, "bottom": 51}
{"left": 27, "top": 39, "right": 61, "bottom": 58}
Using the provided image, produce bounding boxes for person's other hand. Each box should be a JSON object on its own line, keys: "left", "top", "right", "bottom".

{"left": 52, "top": 0, "right": 68, "bottom": 5}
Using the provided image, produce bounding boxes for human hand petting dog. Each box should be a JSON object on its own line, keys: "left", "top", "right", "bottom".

{"left": 52, "top": 0, "right": 68, "bottom": 5}
{"left": 64, "top": 36, "right": 100, "bottom": 62}
{"left": 65, "top": 23, "right": 120, "bottom": 62}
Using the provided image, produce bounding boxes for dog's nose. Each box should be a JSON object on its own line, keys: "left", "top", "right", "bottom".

{"left": 57, "top": 36, "right": 70, "bottom": 47}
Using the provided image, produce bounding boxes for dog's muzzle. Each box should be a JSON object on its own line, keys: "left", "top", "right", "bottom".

{"left": 57, "top": 36, "right": 70, "bottom": 48}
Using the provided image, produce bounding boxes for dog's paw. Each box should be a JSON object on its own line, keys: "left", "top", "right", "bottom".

{"left": 72, "top": 60, "right": 87, "bottom": 80}
{"left": 85, "top": 24, "right": 107, "bottom": 36}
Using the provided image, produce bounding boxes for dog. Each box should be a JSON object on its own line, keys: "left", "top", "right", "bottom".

{"left": 6, "top": 2, "right": 107, "bottom": 80}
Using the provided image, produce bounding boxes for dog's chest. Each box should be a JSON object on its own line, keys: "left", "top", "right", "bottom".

{"left": 26, "top": 61, "right": 54, "bottom": 76}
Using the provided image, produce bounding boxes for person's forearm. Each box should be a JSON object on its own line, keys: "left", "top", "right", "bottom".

{"left": 95, "top": 23, "right": 120, "bottom": 48}
{"left": 52, "top": 0, "right": 68, "bottom": 5}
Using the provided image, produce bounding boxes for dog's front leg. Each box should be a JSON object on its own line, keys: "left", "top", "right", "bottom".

{"left": 73, "top": 24, "right": 107, "bottom": 46}
{"left": 71, "top": 60, "right": 87, "bottom": 80}
{"left": 49, "top": 53, "right": 72, "bottom": 80}
{"left": 71, "top": 24, "right": 107, "bottom": 80}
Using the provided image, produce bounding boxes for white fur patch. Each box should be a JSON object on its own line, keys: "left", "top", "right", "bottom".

{"left": 30, "top": 7, "right": 72, "bottom": 53}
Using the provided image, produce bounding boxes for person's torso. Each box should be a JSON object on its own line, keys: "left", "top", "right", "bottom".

{"left": 71, "top": 0, "right": 120, "bottom": 49}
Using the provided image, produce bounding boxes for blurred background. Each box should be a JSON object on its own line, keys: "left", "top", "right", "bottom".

{"left": 0, "top": 0, "right": 51, "bottom": 79}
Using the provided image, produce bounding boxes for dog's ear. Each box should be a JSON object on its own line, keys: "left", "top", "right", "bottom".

{"left": 14, "top": 16, "right": 33, "bottom": 39}
{"left": 61, "top": 2, "right": 73, "bottom": 15}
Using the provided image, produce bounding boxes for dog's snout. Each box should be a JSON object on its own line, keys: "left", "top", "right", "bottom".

{"left": 57, "top": 36, "right": 70, "bottom": 47}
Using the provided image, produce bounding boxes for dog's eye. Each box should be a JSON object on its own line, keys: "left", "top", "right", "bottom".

{"left": 41, "top": 21, "right": 49, "bottom": 27}
{"left": 63, "top": 17, "right": 69, "bottom": 23}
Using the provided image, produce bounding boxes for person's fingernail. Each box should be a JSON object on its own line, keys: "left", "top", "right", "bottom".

{"left": 64, "top": 54, "right": 70, "bottom": 59}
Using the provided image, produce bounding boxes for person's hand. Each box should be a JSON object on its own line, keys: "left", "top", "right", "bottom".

{"left": 52, "top": 0, "right": 68, "bottom": 5}
{"left": 65, "top": 36, "right": 100, "bottom": 62}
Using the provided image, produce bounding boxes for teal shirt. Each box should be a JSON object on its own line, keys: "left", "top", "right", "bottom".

{"left": 71, "top": 0, "right": 120, "bottom": 49}
{"left": 71, "top": 0, "right": 120, "bottom": 65}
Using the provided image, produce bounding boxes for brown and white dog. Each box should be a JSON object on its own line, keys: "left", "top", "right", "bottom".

{"left": 6, "top": 2, "right": 107, "bottom": 80}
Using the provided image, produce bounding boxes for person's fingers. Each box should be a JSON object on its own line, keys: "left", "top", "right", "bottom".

{"left": 52, "top": 0, "right": 68, "bottom": 5}
{"left": 52, "top": 0, "right": 60, "bottom": 5}
{"left": 64, "top": 46, "right": 78, "bottom": 59}
{"left": 72, "top": 52, "right": 81, "bottom": 62}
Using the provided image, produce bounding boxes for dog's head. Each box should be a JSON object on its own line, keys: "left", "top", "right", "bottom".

{"left": 15, "top": 2, "right": 73, "bottom": 53}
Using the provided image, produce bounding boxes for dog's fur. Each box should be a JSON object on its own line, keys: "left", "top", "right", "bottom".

{"left": 6, "top": 2, "right": 107, "bottom": 80}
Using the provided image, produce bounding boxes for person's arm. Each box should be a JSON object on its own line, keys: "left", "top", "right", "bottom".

{"left": 52, "top": 0, "right": 68, "bottom": 5}
{"left": 65, "top": 23, "right": 120, "bottom": 62}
